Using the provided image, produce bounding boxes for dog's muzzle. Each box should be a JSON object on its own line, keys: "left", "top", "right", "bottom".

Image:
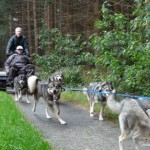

{"left": 19, "top": 80, "right": 25, "bottom": 89}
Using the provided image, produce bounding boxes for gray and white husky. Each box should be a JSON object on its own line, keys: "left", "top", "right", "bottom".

{"left": 14, "top": 74, "right": 30, "bottom": 103}
{"left": 27, "top": 75, "right": 66, "bottom": 125}
{"left": 106, "top": 89, "right": 150, "bottom": 150}
{"left": 83, "top": 81, "right": 113, "bottom": 120}
{"left": 50, "top": 71, "right": 64, "bottom": 83}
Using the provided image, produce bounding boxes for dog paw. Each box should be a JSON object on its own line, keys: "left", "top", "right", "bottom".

{"left": 59, "top": 120, "right": 67, "bottom": 125}
{"left": 26, "top": 101, "right": 30, "bottom": 104}
{"left": 61, "top": 121, "right": 67, "bottom": 125}
{"left": 99, "top": 117, "right": 104, "bottom": 121}
{"left": 15, "top": 99, "right": 19, "bottom": 102}
{"left": 46, "top": 112, "right": 52, "bottom": 119}
{"left": 46, "top": 116, "right": 52, "bottom": 119}
{"left": 90, "top": 113, "right": 94, "bottom": 117}
{"left": 32, "top": 109, "right": 35, "bottom": 112}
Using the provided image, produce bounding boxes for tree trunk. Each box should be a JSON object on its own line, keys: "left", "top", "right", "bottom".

{"left": 33, "top": 0, "right": 38, "bottom": 53}
{"left": 27, "top": 0, "right": 33, "bottom": 54}
{"left": 9, "top": 15, "right": 12, "bottom": 36}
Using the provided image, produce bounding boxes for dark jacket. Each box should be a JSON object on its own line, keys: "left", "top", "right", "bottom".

{"left": 6, "top": 35, "right": 29, "bottom": 56}
{"left": 5, "top": 53, "right": 31, "bottom": 73}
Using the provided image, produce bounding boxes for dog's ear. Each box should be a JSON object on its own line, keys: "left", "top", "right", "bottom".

{"left": 59, "top": 71, "right": 63, "bottom": 75}
{"left": 101, "top": 81, "right": 107, "bottom": 86}
{"left": 47, "top": 76, "right": 54, "bottom": 82}
{"left": 95, "top": 83, "right": 102, "bottom": 91}
{"left": 108, "top": 89, "right": 116, "bottom": 95}
{"left": 112, "top": 89, "right": 116, "bottom": 94}
{"left": 61, "top": 72, "right": 64, "bottom": 78}
{"left": 98, "top": 81, "right": 107, "bottom": 91}
{"left": 109, "top": 81, "right": 114, "bottom": 90}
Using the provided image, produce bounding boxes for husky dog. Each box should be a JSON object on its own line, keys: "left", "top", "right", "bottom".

{"left": 49, "top": 71, "right": 64, "bottom": 83}
{"left": 27, "top": 75, "right": 66, "bottom": 125}
{"left": 14, "top": 74, "right": 30, "bottom": 103}
{"left": 106, "top": 89, "right": 150, "bottom": 150}
{"left": 83, "top": 81, "right": 113, "bottom": 120}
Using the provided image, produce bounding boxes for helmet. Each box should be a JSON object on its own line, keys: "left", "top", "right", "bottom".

{"left": 16, "top": 46, "right": 23, "bottom": 50}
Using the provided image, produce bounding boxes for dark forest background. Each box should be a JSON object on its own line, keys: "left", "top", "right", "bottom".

{"left": 0, "top": 0, "right": 149, "bottom": 95}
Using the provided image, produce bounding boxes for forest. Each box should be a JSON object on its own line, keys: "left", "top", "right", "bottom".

{"left": 0, "top": 0, "right": 150, "bottom": 95}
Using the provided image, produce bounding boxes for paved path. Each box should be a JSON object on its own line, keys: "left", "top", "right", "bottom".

{"left": 13, "top": 95, "right": 150, "bottom": 150}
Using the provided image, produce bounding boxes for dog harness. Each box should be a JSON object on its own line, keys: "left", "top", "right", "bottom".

{"left": 136, "top": 99, "right": 150, "bottom": 118}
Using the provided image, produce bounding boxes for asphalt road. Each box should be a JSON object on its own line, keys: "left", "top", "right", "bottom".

{"left": 12, "top": 94, "right": 150, "bottom": 150}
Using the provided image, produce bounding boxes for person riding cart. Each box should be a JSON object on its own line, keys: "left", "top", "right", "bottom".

{"left": 6, "top": 27, "right": 29, "bottom": 57}
{"left": 5, "top": 46, "right": 34, "bottom": 87}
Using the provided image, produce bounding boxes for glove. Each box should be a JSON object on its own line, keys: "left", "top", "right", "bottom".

{"left": 23, "top": 52, "right": 30, "bottom": 57}
{"left": 5, "top": 67, "right": 9, "bottom": 75}
{"left": 6, "top": 70, "right": 9, "bottom": 75}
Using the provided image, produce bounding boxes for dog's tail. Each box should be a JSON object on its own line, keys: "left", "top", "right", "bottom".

{"left": 27, "top": 75, "right": 39, "bottom": 94}
{"left": 106, "top": 89, "right": 122, "bottom": 114}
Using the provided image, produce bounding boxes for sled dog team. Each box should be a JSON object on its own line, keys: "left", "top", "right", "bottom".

{"left": 14, "top": 71, "right": 66, "bottom": 125}
{"left": 13, "top": 71, "right": 150, "bottom": 150}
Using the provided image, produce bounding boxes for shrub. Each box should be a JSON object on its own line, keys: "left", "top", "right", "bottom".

{"left": 88, "top": 1, "right": 150, "bottom": 95}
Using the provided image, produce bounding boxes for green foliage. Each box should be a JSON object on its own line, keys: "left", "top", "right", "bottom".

{"left": 33, "top": 27, "right": 86, "bottom": 85}
{"left": 33, "top": 28, "right": 84, "bottom": 69}
{"left": 88, "top": 1, "right": 150, "bottom": 95}
{"left": 34, "top": 1, "right": 150, "bottom": 96}
{"left": 32, "top": 52, "right": 84, "bottom": 86}
{"left": 38, "top": 27, "right": 87, "bottom": 66}
{"left": 45, "top": 0, "right": 53, "bottom": 5}
{"left": 62, "top": 66, "right": 84, "bottom": 87}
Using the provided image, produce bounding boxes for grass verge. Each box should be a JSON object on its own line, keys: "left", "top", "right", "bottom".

{"left": 61, "top": 90, "right": 118, "bottom": 123}
{"left": 0, "top": 91, "right": 53, "bottom": 150}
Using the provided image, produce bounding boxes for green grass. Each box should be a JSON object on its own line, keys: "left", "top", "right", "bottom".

{"left": 0, "top": 91, "right": 53, "bottom": 150}
{"left": 61, "top": 91, "right": 119, "bottom": 123}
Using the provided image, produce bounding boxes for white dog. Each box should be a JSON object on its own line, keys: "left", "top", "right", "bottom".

{"left": 106, "top": 89, "right": 150, "bottom": 150}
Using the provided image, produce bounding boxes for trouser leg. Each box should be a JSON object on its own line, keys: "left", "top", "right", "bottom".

{"left": 18, "top": 67, "right": 26, "bottom": 75}
{"left": 7, "top": 65, "right": 18, "bottom": 86}
{"left": 22, "top": 64, "right": 35, "bottom": 77}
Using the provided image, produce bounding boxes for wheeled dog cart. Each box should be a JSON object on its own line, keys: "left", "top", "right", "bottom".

{"left": 0, "top": 71, "right": 7, "bottom": 91}
{"left": 0, "top": 69, "right": 39, "bottom": 93}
